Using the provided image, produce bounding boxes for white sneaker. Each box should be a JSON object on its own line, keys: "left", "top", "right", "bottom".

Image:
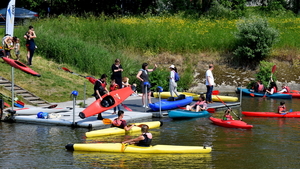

{"left": 142, "top": 105, "right": 149, "bottom": 108}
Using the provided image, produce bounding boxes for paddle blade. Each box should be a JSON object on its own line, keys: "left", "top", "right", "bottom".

{"left": 291, "top": 90, "right": 299, "bottom": 93}
{"left": 102, "top": 118, "right": 112, "bottom": 125}
{"left": 289, "top": 109, "right": 293, "bottom": 112}
{"left": 178, "top": 107, "right": 186, "bottom": 110}
{"left": 86, "top": 76, "right": 97, "bottom": 84}
{"left": 271, "top": 65, "right": 276, "bottom": 73}
{"left": 250, "top": 93, "right": 255, "bottom": 97}
{"left": 121, "top": 103, "right": 132, "bottom": 111}
{"left": 212, "top": 90, "right": 219, "bottom": 95}
{"left": 207, "top": 108, "right": 215, "bottom": 113}
{"left": 62, "top": 67, "right": 72, "bottom": 72}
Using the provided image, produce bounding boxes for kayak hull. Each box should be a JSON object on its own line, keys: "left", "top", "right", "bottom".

{"left": 236, "top": 88, "right": 292, "bottom": 99}
{"left": 85, "top": 121, "right": 162, "bottom": 137}
{"left": 65, "top": 143, "right": 212, "bottom": 154}
{"left": 242, "top": 111, "right": 300, "bottom": 118}
{"left": 1, "top": 56, "right": 41, "bottom": 77}
{"left": 209, "top": 117, "right": 253, "bottom": 129}
{"left": 149, "top": 96, "right": 193, "bottom": 111}
{"left": 168, "top": 109, "right": 210, "bottom": 119}
{"left": 153, "top": 92, "right": 238, "bottom": 102}
{"left": 79, "top": 87, "right": 133, "bottom": 119}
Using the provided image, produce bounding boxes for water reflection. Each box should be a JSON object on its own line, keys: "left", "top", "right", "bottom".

{"left": 72, "top": 151, "right": 212, "bottom": 169}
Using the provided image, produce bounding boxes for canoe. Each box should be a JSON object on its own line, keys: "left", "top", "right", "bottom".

{"left": 65, "top": 143, "right": 212, "bottom": 154}
{"left": 236, "top": 88, "right": 292, "bottom": 99}
{"left": 85, "top": 121, "right": 162, "bottom": 137}
{"left": 153, "top": 92, "right": 238, "bottom": 102}
{"left": 149, "top": 95, "right": 193, "bottom": 111}
{"left": 79, "top": 87, "right": 133, "bottom": 119}
{"left": 280, "top": 92, "right": 300, "bottom": 98}
{"left": 168, "top": 109, "right": 210, "bottom": 119}
{"left": 242, "top": 111, "right": 300, "bottom": 118}
{"left": 1, "top": 56, "right": 41, "bottom": 77}
{"left": 209, "top": 117, "right": 253, "bottom": 129}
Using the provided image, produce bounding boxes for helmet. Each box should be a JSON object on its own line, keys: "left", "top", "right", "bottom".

{"left": 71, "top": 90, "right": 78, "bottom": 96}
{"left": 37, "top": 112, "right": 43, "bottom": 118}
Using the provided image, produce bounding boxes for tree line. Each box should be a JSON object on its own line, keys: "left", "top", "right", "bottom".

{"left": 1, "top": 0, "right": 299, "bottom": 17}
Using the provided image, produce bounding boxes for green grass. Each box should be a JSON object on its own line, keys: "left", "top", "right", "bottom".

{"left": 1, "top": 13, "right": 300, "bottom": 103}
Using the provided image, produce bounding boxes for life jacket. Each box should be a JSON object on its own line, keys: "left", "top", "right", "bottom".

{"left": 137, "top": 133, "right": 152, "bottom": 147}
{"left": 272, "top": 87, "right": 277, "bottom": 93}
{"left": 111, "top": 119, "right": 126, "bottom": 129}
{"left": 283, "top": 86, "right": 290, "bottom": 93}
{"left": 223, "top": 114, "right": 233, "bottom": 120}
{"left": 258, "top": 84, "right": 264, "bottom": 92}
{"left": 110, "top": 83, "right": 119, "bottom": 91}
{"left": 195, "top": 101, "right": 206, "bottom": 106}
{"left": 278, "top": 106, "right": 286, "bottom": 113}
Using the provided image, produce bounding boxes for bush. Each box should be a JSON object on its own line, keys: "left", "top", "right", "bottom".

{"left": 233, "top": 16, "right": 279, "bottom": 66}
{"left": 255, "top": 61, "right": 277, "bottom": 88}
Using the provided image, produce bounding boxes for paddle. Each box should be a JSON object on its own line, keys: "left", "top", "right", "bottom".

{"left": 281, "top": 109, "right": 292, "bottom": 115}
{"left": 102, "top": 118, "right": 145, "bottom": 127}
{"left": 291, "top": 90, "right": 300, "bottom": 93}
{"left": 121, "top": 103, "right": 132, "bottom": 111}
{"left": 178, "top": 106, "right": 215, "bottom": 113}
{"left": 263, "top": 65, "right": 277, "bottom": 98}
{"left": 215, "top": 95, "right": 242, "bottom": 120}
{"left": 199, "top": 90, "right": 219, "bottom": 95}
{"left": 61, "top": 67, "right": 87, "bottom": 78}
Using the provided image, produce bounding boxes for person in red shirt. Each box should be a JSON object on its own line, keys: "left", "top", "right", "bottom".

{"left": 186, "top": 95, "right": 207, "bottom": 112}
{"left": 110, "top": 79, "right": 120, "bottom": 114}
{"left": 223, "top": 108, "right": 234, "bottom": 120}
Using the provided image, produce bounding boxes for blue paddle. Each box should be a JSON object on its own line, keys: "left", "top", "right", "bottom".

{"left": 281, "top": 109, "right": 292, "bottom": 115}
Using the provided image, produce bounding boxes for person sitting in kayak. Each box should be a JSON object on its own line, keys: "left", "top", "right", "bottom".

{"left": 278, "top": 101, "right": 286, "bottom": 114}
{"left": 266, "top": 82, "right": 278, "bottom": 95}
{"left": 223, "top": 108, "right": 234, "bottom": 120}
{"left": 111, "top": 110, "right": 135, "bottom": 131}
{"left": 94, "top": 74, "right": 110, "bottom": 120}
{"left": 278, "top": 84, "right": 290, "bottom": 93}
{"left": 253, "top": 80, "right": 264, "bottom": 93}
{"left": 122, "top": 124, "right": 152, "bottom": 147}
{"left": 186, "top": 95, "right": 207, "bottom": 112}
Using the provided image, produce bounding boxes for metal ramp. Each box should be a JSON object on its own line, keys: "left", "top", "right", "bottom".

{"left": 0, "top": 76, "right": 50, "bottom": 107}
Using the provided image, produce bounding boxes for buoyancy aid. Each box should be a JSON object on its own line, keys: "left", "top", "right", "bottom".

{"left": 278, "top": 105, "right": 286, "bottom": 113}
{"left": 258, "top": 84, "right": 264, "bottom": 92}
{"left": 137, "top": 133, "right": 152, "bottom": 147}
{"left": 111, "top": 119, "right": 126, "bottom": 129}
{"left": 110, "top": 83, "right": 119, "bottom": 91}
{"left": 283, "top": 86, "right": 290, "bottom": 93}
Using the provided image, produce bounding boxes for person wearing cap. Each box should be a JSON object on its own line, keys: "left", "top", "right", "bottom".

{"left": 169, "top": 64, "right": 179, "bottom": 97}
{"left": 136, "top": 63, "right": 157, "bottom": 108}
{"left": 205, "top": 64, "right": 215, "bottom": 104}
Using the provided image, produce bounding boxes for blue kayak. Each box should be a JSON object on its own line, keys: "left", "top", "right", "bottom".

{"left": 149, "top": 95, "right": 193, "bottom": 111}
{"left": 168, "top": 109, "right": 210, "bottom": 119}
{"left": 237, "top": 88, "right": 292, "bottom": 99}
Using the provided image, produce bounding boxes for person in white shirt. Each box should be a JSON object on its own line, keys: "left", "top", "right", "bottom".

{"left": 169, "top": 65, "right": 179, "bottom": 97}
{"left": 205, "top": 64, "right": 215, "bottom": 103}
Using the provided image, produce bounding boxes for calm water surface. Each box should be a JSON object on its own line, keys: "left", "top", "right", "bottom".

{"left": 1, "top": 96, "right": 300, "bottom": 169}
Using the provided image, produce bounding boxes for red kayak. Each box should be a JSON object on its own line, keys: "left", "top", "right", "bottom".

{"left": 281, "top": 92, "right": 300, "bottom": 98}
{"left": 1, "top": 57, "right": 41, "bottom": 77}
{"left": 79, "top": 87, "right": 133, "bottom": 119}
{"left": 242, "top": 111, "right": 300, "bottom": 118}
{"left": 209, "top": 117, "right": 253, "bottom": 129}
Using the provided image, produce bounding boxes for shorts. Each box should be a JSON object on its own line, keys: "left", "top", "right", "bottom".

{"left": 141, "top": 83, "right": 151, "bottom": 94}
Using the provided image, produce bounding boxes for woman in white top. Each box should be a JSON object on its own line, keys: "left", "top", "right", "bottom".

{"left": 169, "top": 65, "right": 179, "bottom": 97}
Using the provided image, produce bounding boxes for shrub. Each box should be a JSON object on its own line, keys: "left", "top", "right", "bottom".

{"left": 233, "top": 16, "right": 279, "bottom": 66}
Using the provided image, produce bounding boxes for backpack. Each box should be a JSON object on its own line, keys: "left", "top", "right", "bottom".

{"left": 174, "top": 72, "right": 180, "bottom": 82}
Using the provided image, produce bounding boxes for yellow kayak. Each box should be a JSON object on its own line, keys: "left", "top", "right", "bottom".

{"left": 85, "top": 121, "right": 162, "bottom": 137}
{"left": 66, "top": 143, "right": 212, "bottom": 154}
{"left": 153, "top": 92, "right": 238, "bottom": 102}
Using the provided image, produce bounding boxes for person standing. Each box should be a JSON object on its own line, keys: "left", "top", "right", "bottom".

{"left": 136, "top": 63, "right": 157, "bottom": 108}
{"left": 111, "top": 59, "right": 123, "bottom": 89}
{"left": 169, "top": 65, "right": 179, "bottom": 97}
{"left": 110, "top": 79, "right": 121, "bottom": 115}
{"left": 14, "top": 38, "right": 20, "bottom": 60}
{"left": 94, "top": 74, "right": 110, "bottom": 120}
{"left": 23, "top": 26, "right": 36, "bottom": 66}
{"left": 205, "top": 64, "right": 215, "bottom": 104}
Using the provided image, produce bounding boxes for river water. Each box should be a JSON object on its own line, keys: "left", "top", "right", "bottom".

{"left": 1, "top": 96, "right": 300, "bottom": 169}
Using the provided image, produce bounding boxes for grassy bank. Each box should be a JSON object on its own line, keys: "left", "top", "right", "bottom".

{"left": 1, "top": 14, "right": 300, "bottom": 103}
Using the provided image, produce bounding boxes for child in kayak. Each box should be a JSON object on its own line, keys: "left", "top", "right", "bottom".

{"left": 122, "top": 124, "right": 152, "bottom": 147}
{"left": 186, "top": 95, "right": 207, "bottom": 112}
{"left": 278, "top": 84, "right": 290, "bottom": 93}
{"left": 278, "top": 101, "right": 286, "bottom": 114}
{"left": 266, "top": 82, "right": 278, "bottom": 94}
{"left": 223, "top": 108, "right": 234, "bottom": 120}
{"left": 111, "top": 110, "right": 135, "bottom": 131}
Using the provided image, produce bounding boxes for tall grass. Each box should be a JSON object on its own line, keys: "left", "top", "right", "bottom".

{"left": 1, "top": 14, "right": 300, "bottom": 101}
